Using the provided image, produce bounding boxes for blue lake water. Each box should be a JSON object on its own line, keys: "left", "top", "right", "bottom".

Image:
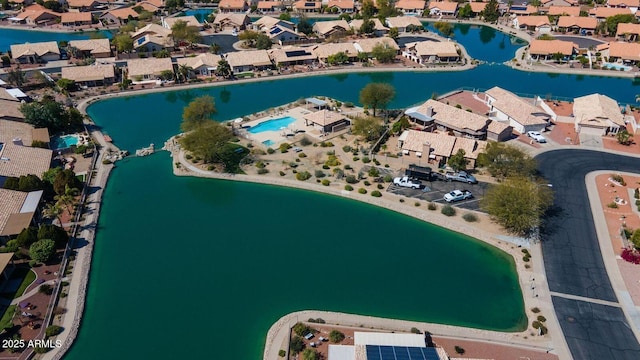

{"left": 0, "top": 28, "right": 113, "bottom": 53}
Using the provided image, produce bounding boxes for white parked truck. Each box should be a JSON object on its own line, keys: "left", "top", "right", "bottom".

{"left": 393, "top": 176, "right": 421, "bottom": 189}
{"left": 443, "top": 190, "right": 473, "bottom": 202}
{"left": 445, "top": 171, "right": 478, "bottom": 184}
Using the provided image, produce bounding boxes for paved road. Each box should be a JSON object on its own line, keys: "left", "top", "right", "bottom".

{"left": 553, "top": 35, "right": 605, "bottom": 49}
{"left": 537, "top": 149, "right": 640, "bottom": 359}
{"left": 386, "top": 179, "right": 488, "bottom": 212}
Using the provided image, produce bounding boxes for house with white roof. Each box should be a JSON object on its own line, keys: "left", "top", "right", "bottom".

{"left": 349, "top": 18, "right": 389, "bottom": 36}
{"left": 385, "top": 16, "right": 424, "bottom": 33}
{"left": 225, "top": 50, "right": 273, "bottom": 73}
{"left": 127, "top": 57, "right": 174, "bottom": 82}
{"left": 10, "top": 41, "right": 60, "bottom": 64}
{"left": 573, "top": 94, "right": 625, "bottom": 135}
{"left": 402, "top": 40, "right": 460, "bottom": 64}
{"left": 484, "top": 87, "right": 551, "bottom": 133}
{"left": 312, "top": 19, "right": 350, "bottom": 37}
{"left": 163, "top": 15, "right": 203, "bottom": 30}
{"left": 61, "top": 64, "right": 116, "bottom": 87}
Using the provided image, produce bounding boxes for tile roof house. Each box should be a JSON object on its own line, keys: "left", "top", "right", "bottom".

{"left": 312, "top": 19, "right": 350, "bottom": 37}
{"left": 12, "top": 4, "right": 60, "bottom": 25}
{"left": 163, "top": 15, "right": 203, "bottom": 30}
{"left": 607, "top": 0, "right": 640, "bottom": 7}
{"left": 61, "top": 64, "right": 116, "bottom": 87}
{"left": 573, "top": 93, "right": 625, "bottom": 135}
{"left": 225, "top": 50, "right": 273, "bottom": 72}
{"left": 213, "top": 13, "right": 252, "bottom": 30}
{"left": 311, "top": 42, "right": 358, "bottom": 63}
{"left": 10, "top": 41, "right": 60, "bottom": 63}
{"left": 268, "top": 46, "right": 316, "bottom": 66}
{"left": 484, "top": 86, "right": 551, "bottom": 133}
{"left": 177, "top": 53, "right": 222, "bottom": 76}
{"left": 0, "top": 100, "right": 24, "bottom": 121}
{"left": 327, "top": 0, "right": 355, "bottom": 13}
{"left": 395, "top": 0, "right": 426, "bottom": 14}
{"left": 303, "top": 110, "right": 351, "bottom": 133}
{"left": 0, "top": 120, "right": 49, "bottom": 146}
{"left": 0, "top": 141, "right": 52, "bottom": 180}
{"left": 547, "top": 5, "right": 581, "bottom": 16}
{"left": 402, "top": 40, "right": 460, "bottom": 64}
{"left": 397, "top": 129, "right": 487, "bottom": 166}
{"left": 257, "top": 1, "right": 282, "bottom": 12}
{"left": 513, "top": 16, "right": 552, "bottom": 33}
{"left": 266, "top": 25, "right": 306, "bottom": 44}
{"left": 589, "top": 6, "right": 633, "bottom": 21}
{"left": 385, "top": 16, "right": 423, "bottom": 32}
{"left": 127, "top": 57, "right": 174, "bottom": 81}
{"left": 406, "top": 99, "right": 491, "bottom": 139}
{"left": 353, "top": 37, "right": 399, "bottom": 55}
{"left": 217, "top": 0, "right": 248, "bottom": 13}
{"left": 294, "top": 0, "right": 321, "bottom": 12}
{"left": 252, "top": 15, "right": 292, "bottom": 31}
{"left": 60, "top": 11, "right": 92, "bottom": 26}
{"left": 617, "top": 23, "right": 640, "bottom": 41}
{"left": 131, "top": 23, "right": 174, "bottom": 52}
{"left": 68, "top": 38, "right": 112, "bottom": 58}
{"left": 0, "top": 188, "right": 35, "bottom": 238}
{"left": 541, "top": 0, "right": 578, "bottom": 5}
{"left": 528, "top": 39, "right": 577, "bottom": 59}
{"left": 428, "top": 1, "right": 458, "bottom": 16}
{"left": 608, "top": 41, "right": 640, "bottom": 61}
{"left": 556, "top": 16, "right": 598, "bottom": 34}
{"left": 486, "top": 120, "right": 514, "bottom": 142}
{"left": 469, "top": 2, "right": 488, "bottom": 14}
{"left": 349, "top": 18, "right": 388, "bottom": 36}
{"left": 100, "top": 7, "right": 139, "bottom": 25}
{"left": 510, "top": 4, "right": 539, "bottom": 15}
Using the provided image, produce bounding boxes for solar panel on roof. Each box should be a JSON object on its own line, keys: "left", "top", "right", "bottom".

{"left": 365, "top": 346, "right": 440, "bottom": 360}
{"left": 284, "top": 50, "right": 311, "bottom": 57}
{"left": 269, "top": 27, "right": 282, "bottom": 35}
{"left": 305, "top": 2, "right": 315, "bottom": 6}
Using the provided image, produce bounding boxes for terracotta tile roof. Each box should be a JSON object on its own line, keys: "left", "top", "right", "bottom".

{"left": 385, "top": 16, "right": 423, "bottom": 29}
{"left": 617, "top": 22, "right": 640, "bottom": 36}
{"left": 218, "top": 0, "right": 247, "bottom": 9}
{"left": 294, "top": 0, "right": 321, "bottom": 9}
{"left": 164, "top": 15, "right": 201, "bottom": 29}
{"left": 0, "top": 143, "right": 52, "bottom": 178}
{"left": 61, "top": 12, "right": 92, "bottom": 23}
{"left": 511, "top": 5, "right": 538, "bottom": 15}
{"left": 401, "top": 130, "right": 456, "bottom": 157}
{"left": 0, "top": 188, "right": 27, "bottom": 236}
{"left": 127, "top": 57, "right": 173, "bottom": 77}
{"left": 225, "top": 50, "right": 272, "bottom": 68}
{"left": 31, "top": 128, "right": 50, "bottom": 143}
{"left": 257, "top": 1, "right": 282, "bottom": 9}
{"left": 349, "top": 18, "right": 388, "bottom": 31}
{"left": 607, "top": 0, "right": 639, "bottom": 6}
{"left": 0, "top": 100, "right": 24, "bottom": 121}
{"left": 485, "top": 87, "right": 549, "bottom": 126}
{"left": 303, "top": 110, "right": 347, "bottom": 126}
{"left": 609, "top": 41, "right": 640, "bottom": 61}
{"left": 105, "top": 7, "right": 139, "bottom": 20}
{"left": 395, "top": 0, "right": 426, "bottom": 10}
{"left": 596, "top": 42, "right": 610, "bottom": 51}
{"left": 354, "top": 37, "right": 399, "bottom": 53}
{"left": 61, "top": 64, "right": 115, "bottom": 82}
{"left": 327, "top": 0, "right": 355, "bottom": 9}
{"left": 541, "top": 0, "right": 577, "bottom": 4}
{"left": 0, "top": 119, "right": 34, "bottom": 144}
{"left": 556, "top": 16, "right": 597, "bottom": 29}
{"left": 428, "top": 1, "right": 458, "bottom": 12}
{"left": 515, "top": 15, "right": 551, "bottom": 27}
{"left": 452, "top": 136, "right": 486, "bottom": 159}
{"left": 66, "top": 0, "right": 98, "bottom": 7}
{"left": 312, "top": 19, "right": 350, "bottom": 36}
{"left": 10, "top": 41, "right": 60, "bottom": 60}
{"left": 529, "top": 39, "right": 577, "bottom": 55}
{"left": 213, "top": 13, "right": 251, "bottom": 27}
{"left": 547, "top": 5, "right": 580, "bottom": 16}
{"left": 177, "top": 53, "right": 222, "bottom": 69}
{"left": 405, "top": 40, "right": 458, "bottom": 57}
{"left": 487, "top": 120, "right": 512, "bottom": 134}
{"left": 132, "top": 23, "right": 171, "bottom": 38}
{"left": 139, "top": 2, "right": 160, "bottom": 12}
{"left": 311, "top": 42, "right": 358, "bottom": 59}
{"left": 574, "top": 93, "right": 625, "bottom": 127}
{"left": 417, "top": 99, "right": 489, "bottom": 133}
{"left": 253, "top": 15, "right": 287, "bottom": 29}
{"left": 143, "top": 0, "right": 164, "bottom": 7}
{"left": 469, "top": 2, "right": 488, "bottom": 12}
{"left": 589, "top": 6, "right": 632, "bottom": 18}
{"left": 69, "top": 38, "right": 111, "bottom": 54}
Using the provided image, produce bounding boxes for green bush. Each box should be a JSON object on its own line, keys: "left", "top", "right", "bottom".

{"left": 279, "top": 143, "right": 292, "bottom": 153}
{"left": 383, "top": 174, "right": 393, "bottom": 183}
{"left": 531, "top": 307, "right": 541, "bottom": 313}
{"left": 279, "top": 349, "right": 286, "bottom": 357}
{"left": 322, "top": 179, "right": 330, "bottom": 186}
{"left": 364, "top": 180, "right": 371, "bottom": 186}
{"left": 532, "top": 320, "right": 541, "bottom": 329}
{"left": 320, "top": 141, "right": 334, "bottom": 147}
{"left": 102, "top": 159, "right": 112, "bottom": 165}
{"left": 353, "top": 156, "right": 360, "bottom": 162}
{"left": 410, "top": 327, "right": 421, "bottom": 334}
{"left": 329, "top": 330, "right": 345, "bottom": 343}
{"left": 45, "top": 325, "right": 63, "bottom": 337}
{"left": 358, "top": 188, "right": 367, "bottom": 194}
{"left": 441, "top": 205, "right": 456, "bottom": 216}
{"left": 371, "top": 190, "right": 382, "bottom": 197}
{"left": 427, "top": 202, "right": 437, "bottom": 211}
{"left": 290, "top": 336, "right": 304, "bottom": 354}
{"left": 523, "top": 255, "right": 531, "bottom": 262}
{"left": 296, "top": 171, "right": 312, "bottom": 181}
{"left": 454, "top": 346, "right": 465, "bottom": 355}
{"left": 344, "top": 185, "right": 353, "bottom": 191}
{"left": 368, "top": 167, "right": 379, "bottom": 177}
{"left": 293, "top": 322, "right": 311, "bottom": 336}
{"left": 267, "top": 147, "right": 275, "bottom": 154}
{"left": 345, "top": 175, "right": 358, "bottom": 184}
{"left": 279, "top": 171, "right": 285, "bottom": 176}
{"left": 298, "top": 152, "right": 307, "bottom": 158}
{"left": 315, "top": 170, "right": 325, "bottom": 178}
{"left": 257, "top": 168, "right": 269, "bottom": 174}
{"left": 635, "top": 188, "right": 639, "bottom": 199}
{"left": 362, "top": 156, "right": 371, "bottom": 163}
{"left": 300, "top": 137, "right": 312, "bottom": 146}
{"left": 607, "top": 202, "right": 619, "bottom": 209}
{"left": 462, "top": 213, "right": 478, "bottom": 222}
{"left": 29, "top": 260, "right": 37, "bottom": 267}
{"left": 255, "top": 161, "right": 266, "bottom": 169}
{"left": 414, "top": 202, "right": 420, "bottom": 207}
{"left": 344, "top": 164, "right": 352, "bottom": 170}
{"left": 377, "top": 184, "right": 384, "bottom": 189}
{"left": 537, "top": 315, "right": 547, "bottom": 322}
{"left": 342, "top": 145, "right": 352, "bottom": 152}
{"left": 611, "top": 174, "right": 626, "bottom": 185}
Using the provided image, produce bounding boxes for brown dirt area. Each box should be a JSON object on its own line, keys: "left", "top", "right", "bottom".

{"left": 547, "top": 122, "right": 579, "bottom": 146}
{"left": 439, "top": 91, "right": 490, "bottom": 115}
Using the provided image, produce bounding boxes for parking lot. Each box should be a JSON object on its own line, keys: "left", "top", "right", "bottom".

{"left": 386, "top": 178, "right": 489, "bottom": 212}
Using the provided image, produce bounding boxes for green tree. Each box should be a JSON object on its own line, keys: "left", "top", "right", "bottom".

{"left": 2, "top": 177, "right": 19, "bottom": 190}
{"left": 289, "top": 336, "right": 304, "bottom": 354}
{"left": 482, "top": 0, "right": 500, "bottom": 23}
{"left": 551, "top": 52, "right": 564, "bottom": 62}
{"left": 376, "top": 0, "right": 396, "bottom": 19}
{"left": 616, "top": 128, "right": 632, "bottom": 145}
{"left": 371, "top": 43, "right": 396, "bottom": 63}
{"left": 631, "top": 229, "right": 640, "bottom": 249}
{"left": 177, "top": 64, "right": 193, "bottom": 83}
{"left": 476, "top": 141, "right": 537, "bottom": 178}
{"left": 327, "top": 52, "right": 349, "bottom": 65}
{"left": 329, "top": 330, "right": 345, "bottom": 343}
{"left": 43, "top": 0, "right": 62, "bottom": 12}
{"left": 179, "top": 122, "right": 234, "bottom": 164}
{"left": 604, "top": 14, "right": 636, "bottom": 36}
{"left": 301, "top": 348, "right": 319, "bottom": 360}
{"left": 293, "top": 322, "right": 311, "bottom": 336}
{"left": 255, "top": 33, "right": 272, "bottom": 50}
{"left": 38, "top": 225, "right": 69, "bottom": 248}
{"left": 29, "top": 239, "right": 56, "bottom": 263}
{"left": 481, "top": 177, "right": 554, "bottom": 236}
{"left": 359, "top": 83, "right": 395, "bottom": 117}
{"left": 181, "top": 95, "right": 217, "bottom": 132}
{"left": 216, "top": 59, "right": 232, "bottom": 78}
{"left": 20, "top": 99, "right": 69, "bottom": 132}
{"left": 55, "top": 186, "right": 79, "bottom": 216}
{"left": 360, "top": 19, "right": 375, "bottom": 35}
{"left": 434, "top": 21, "right": 454, "bottom": 37}
{"left": 7, "top": 66, "right": 26, "bottom": 87}
{"left": 172, "top": 20, "right": 202, "bottom": 47}
{"left": 279, "top": 12, "right": 291, "bottom": 21}
{"left": 16, "top": 227, "right": 38, "bottom": 248}
{"left": 457, "top": 3, "right": 473, "bottom": 19}
{"left": 361, "top": 0, "right": 375, "bottom": 18}
{"left": 17, "top": 174, "right": 44, "bottom": 192}
{"left": 391, "top": 116, "right": 410, "bottom": 134}
{"left": 53, "top": 169, "right": 82, "bottom": 196}
{"left": 209, "top": 43, "right": 221, "bottom": 54}
{"left": 388, "top": 27, "right": 399, "bottom": 40}
{"left": 154, "top": 49, "right": 170, "bottom": 58}
{"left": 57, "top": 78, "right": 75, "bottom": 92}
{"left": 351, "top": 116, "right": 385, "bottom": 142}
{"left": 297, "top": 16, "right": 313, "bottom": 35}
{"left": 239, "top": 30, "right": 260, "bottom": 47}
{"left": 165, "top": 0, "right": 185, "bottom": 11}
{"left": 112, "top": 33, "right": 133, "bottom": 54}
{"left": 447, "top": 149, "right": 469, "bottom": 171}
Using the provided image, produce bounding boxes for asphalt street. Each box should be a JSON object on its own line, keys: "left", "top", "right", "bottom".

{"left": 386, "top": 179, "right": 488, "bottom": 212}
{"left": 537, "top": 149, "right": 640, "bottom": 359}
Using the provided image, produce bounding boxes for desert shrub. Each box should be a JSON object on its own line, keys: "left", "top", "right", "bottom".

{"left": 45, "top": 325, "right": 63, "bottom": 337}
{"left": 321, "top": 179, "right": 330, "bottom": 186}
{"left": 39, "top": 284, "right": 53, "bottom": 295}
{"left": 414, "top": 202, "right": 420, "bottom": 207}
{"left": 531, "top": 307, "right": 541, "bottom": 313}
{"left": 257, "top": 168, "right": 269, "bottom": 174}
{"left": 344, "top": 185, "right": 353, "bottom": 191}
{"left": 364, "top": 180, "right": 371, "bottom": 186}
{"left": 345, "top": 175, "right": 358, "bottom": 184}
{"left": 279, "top": 143, "right": 292, "bottom": 153}
{"left": 329, "top": 330, "right": 345, "bottom": 343}
{"left": 427, "top": 202, "right": 437, "bottom": 211}
{"left": 320, "top": 141, "right": 334, "bottom": 147}
{"left": 293, "top": 322, "right": 312, "bottom": 336}
{"left": 441, "top": 205, "right": 456, "bottom": 216}
{"left": 410, "top": 327, "right": 421, "bottom": 334}
{"left": 279, "top": 349, "right": 286, "bottom": 357}
{"left": 322, "top": 164, "right": 330, "bottom": 169}
{"left": 300, "top": 136, "right": 312, "bottom": 146}
{"left": 454, "top": 346, "right": 465, "bottom": 355}
{"left": 611, "top": 174, "right": 626, "bottom": 185}
{"left": 298, "top": 153, "right": 307, "bottom": 158}
{"left": 462, "top": 213, "right": 478, "bottom": 222}
{"left": 362, "top": 156, "right": 371, "bottom": 163}
{"left": 296, "top": 171, "right": 312, "bottom": 181}
{"left": 377, "top": 184, "right": 384, "bottom": 189}
{"left": 325, "top": 155, "right": 340, "bottom": 167}
{"left": 342, "top": 145, "right": 352, "bottom": 152}
{"left": 255, "top": 161, "right": 266, "bottom": 169}
{"left": 279, "top": 171, "right": 285, "bottom": 176}
{"left": 607, "top": 202, "right": 619, "bottom": 209}
{"left": 267, "top": 147, "right": 275, "bottom": 154}
{"left": 371, "top": 190, "right": 382, "bottom": 197}
{"left": 635, "top": 188, "right": 639, "bottom": 199}
{"left": 383, "top": 174, "right": 393, "bottom": 182}
{"left": 537, "top": 315, "right": 547, "bottom": 322}
{"left": 358, "top": 188, "right": 367, "bottom": 194}
{"left": 353, "top": 156, "right": 360, "bottom": 162}
{"left": 315, "top": 170, "right": 325, "bottom": 178}
{"left": 368, "top": 167, "right": 379, "bottom": 177}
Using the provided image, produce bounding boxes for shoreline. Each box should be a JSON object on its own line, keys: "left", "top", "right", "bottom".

{"left": 0, "top": 23, "right": 111, "bottom": 34}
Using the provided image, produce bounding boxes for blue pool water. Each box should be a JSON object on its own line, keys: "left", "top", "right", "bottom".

{"left": 52, "top": 135, "right": 79, "bottom": 150}
{"left": 181, "top": 8, "right": 215, "bottom": 23}
{"left": 262, "top": 140, "right": 275, "bottom": 146}
{"left": 248, "top": 116, "right": 296, "bottom": 134}
{"left": 604, "top": 63, "right": 632, "bottom": 71}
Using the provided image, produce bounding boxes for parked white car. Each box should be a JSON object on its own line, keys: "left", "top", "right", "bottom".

{"left": 527, "top": 131, "right": 547, "bottom": 143}
{"left": 443, "top": 190, "right": 473, "bottom": 203}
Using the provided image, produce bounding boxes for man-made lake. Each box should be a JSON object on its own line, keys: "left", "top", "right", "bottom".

{"left": 0, "top": 28, "right": 113, "bottom": 53}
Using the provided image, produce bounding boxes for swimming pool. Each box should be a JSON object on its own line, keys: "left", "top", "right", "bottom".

{"left": 262, "top": 140, "right": 275, "bottom": 146}
{"left": 247, "top": 116, "right": 296, "bottom": 134}
{"left": 52, "top": 135, "right": 79, "bottom": 150}
{"left": 604, "top": 63, "right": 632, "bottom": 71}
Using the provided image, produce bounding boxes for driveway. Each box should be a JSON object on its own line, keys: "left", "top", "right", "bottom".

{"left": 553, "top": 35, "right": 606, "bottom": 49}
{"left": 386, "top": 179, "right": 488, "bottom": 212}
{"left": 537, "top": 149, "right": 640, "bottom": 359}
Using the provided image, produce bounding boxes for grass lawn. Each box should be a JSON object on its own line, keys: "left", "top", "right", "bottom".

{"left": 14, "top": 269, "right": 36, "bottom": 299}
{"left": 0, "top": 305, "right": 16, "bottom": 330}
{"left": 0, "top": 267, "right": 36, "bottom": 300}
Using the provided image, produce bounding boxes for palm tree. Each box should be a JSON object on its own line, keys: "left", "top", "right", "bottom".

{"left": 177, "top": 64, "right": 193, "bottom": 83}
{"left": 209, "top": 43, "right": 221, "bottom": 54}
{"left": 55, "top": 186, "right": 79, "bottom": 217}
{"left": 216, "top": 59, "right": 232, "bottom": 79}
{"left": 43, "top": 203, "right": 64, "bottom": 226}
{"left": 7, "top": 66, "right": 26, "bottom": 87}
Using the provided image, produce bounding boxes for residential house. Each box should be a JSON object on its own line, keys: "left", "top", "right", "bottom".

{"left": 617, "top": 22, "right": 640, "bottom": 41}
{"left": 406, "top": 99, "right": 490, "bottom": 139}
{"left": 10, "top": 41, "right": 60, "bottom": 63}
{"left": 428, "top": 1, "right": 458, "bottom": 16}
{"left": 213, "top": 13, "right": 251, "bottom": 31}
{"left": 100, "top": 7, "right": 139, "bottom": 25}
{"left": 397, "top": 130, "right": 486, "bottom": 167}
{"left": 484, "top": 86, "right": 551, "bottom": 133}
{"left": 541, "top": 0, "right": 578, "bottom": 6}
{"left": 176, "top": 53, "right": 222, "bottom": 77}
{"left": 303, "top": 110, "right": 351, "bottom": 133}
{"left": 252, "top": 16, "right": 294, "bottom": 32}
{"left": 60, "top": 12, "right": 93, "bottom": 27}
{"left": 7, "top": 0, "right": 33, "bottom": 8}
{"left": 510, "top": 5, "right": 538, "bottom": 16}
{"left": 354, "top": 37, "right": 399, "bottom": 57}
{"left": 0, "top": 141, "right": 52, "bottom": 180}
{"left": 66, "top": 0, "right": 99, "bottom": 11}
{"left": 547, "top": 5, "right": 581, "bottom": 16}
{"left": 68, "top": 39, "right": 112, "bottom": 58}
{"left": 139, "top": 1, "right": 161, "bottom": 13}
{"left": 131, "top": 23, "right": 174, "bottom": 52}
{"left": 267, "top": 25, "right": 307, "bottom": 45}
{"left": 573, "top": 94, "right": 625, "bottom": 135}
{"left": 257, "top": 1, "right": 283, "bottom": 13}
{"left": 326, "top": 0, "right": 355, "bottom": 13}
{"left": 385, "top": 16, "right": 423, "bottom": 32}
{"left": 0, "top": 90, "right": 26, "bottom": 122}
{"left": 349, "top": 18, "right": 388, "bottom": 36}
{"left": 293, "top": 0, "right": 321, "bottom": 12}
{"left": 487, "top": 120, "right": 513, "bottom": 142}
{"left": 469, "top": 2, "right": 488, "bottom": 16}
{"left": 217, "top": 0, "right": 248, "bottom": 13}
{"left": 0, "top": 100, "right": 25, "bottom": 122}
{"left": 12, "top": 4, "right": 60, "bottom": 25}
{"left": 528, "top": 39, "right": 577, "bottom": 60}
{"left": 61, "top": 64, "right": 116, "bottom": 87}
{"left": 394, "top": 0, "right": 426, "bottom": 14}
{"left": 402, "top": 40, "right": 460, "bottom": 64}
{"left": 607, "top": 0, "right": 640, "bottom": 8}
{"left": 556, "top": 16, "right": 598, "bottom": 34}
{"left": 311, "top": 42, "right": 358, "bottom": 63}
{"left": 608, "top": 41, "right": 640, "bottom": 62}
{"left": 0, "top": 189, "right": 44, "bottom": 239}
{"left": 513, "top": 16, "right": 552, "bottom": 33}
{"left": 0, "top": 119, "right": 49, "bottom": 148}
{"left": 589, "top": 7, "right": 632, "bottom": 21}
{"left": 163, "top": 15, "right": 203, "bottom": 30}
{"left": 312, "top": 19, "right": 350, "bottom": 37}
{"left": 127, "top": 57, "right": 174, "bottom": 82}
{"left": 225, "top": 50, "right": 273, "bottom": 73}
{"left": 268, "top": 47, "right": 316, "bottom": 67}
